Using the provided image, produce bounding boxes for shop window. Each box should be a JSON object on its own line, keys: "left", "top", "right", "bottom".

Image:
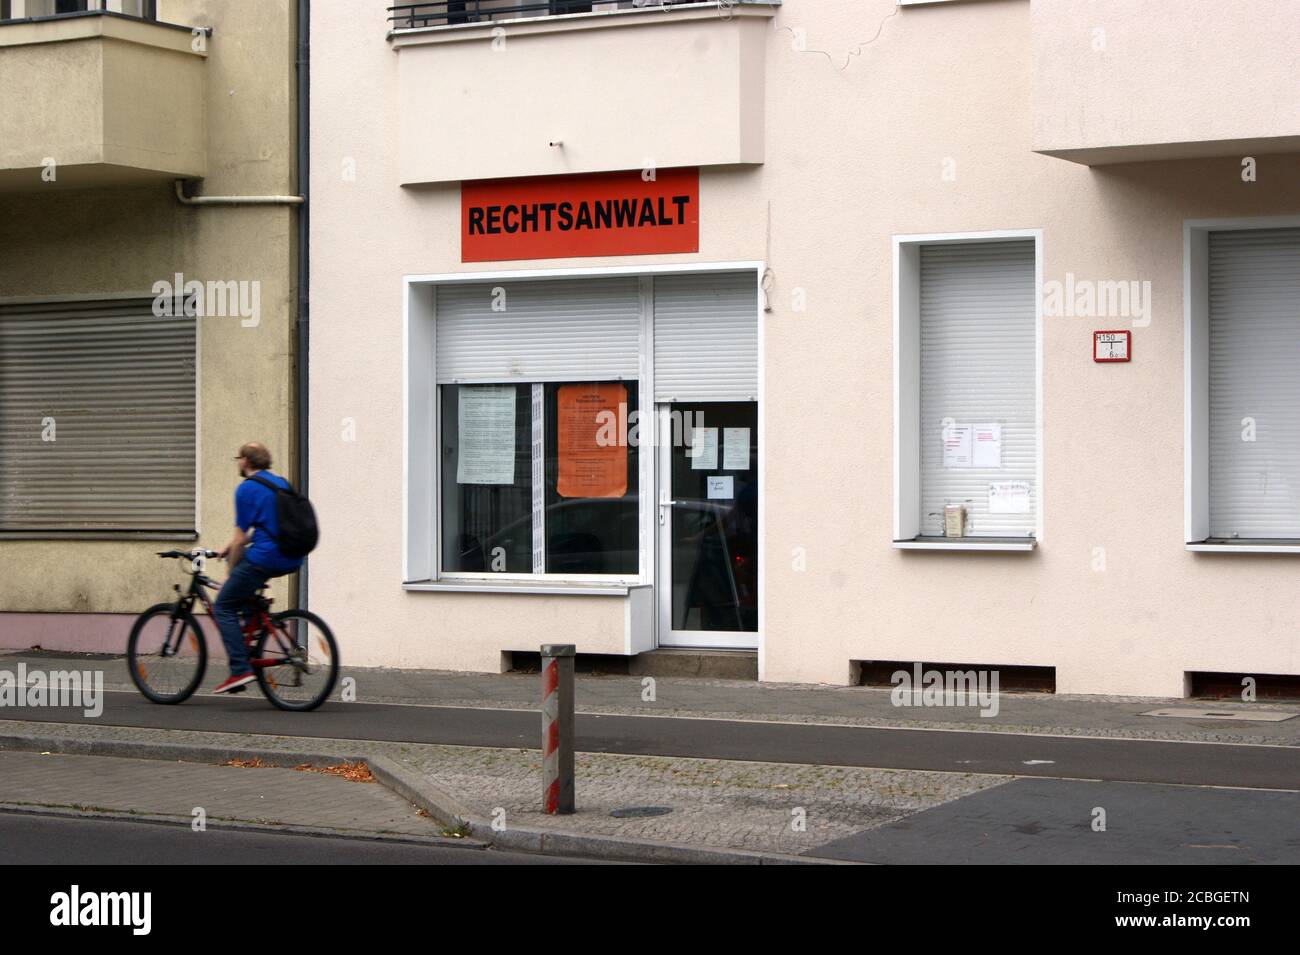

{"left": 893, "top": 232, "right": 1041, "bottom": 550}
{"left": 0, "top": 298, "right": 197, "bottom": 537}
{"left": 1186, "top": 221, "right": 1300, "bottom": 549}
{"left": 409, "top": 272, "right": 756, "bottom": 585}
{"left": 427, "top": 275, "right": 643, "bottom": 581}
{"left": 439, "top": 381, "right": 639, "bottom": 577}
{"left": 439, "top": 384, "right": 534, "bottom": 573}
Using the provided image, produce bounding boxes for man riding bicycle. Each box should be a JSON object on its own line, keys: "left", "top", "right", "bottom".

{"left": 212, "top": 442, "right": 303, "bottom": 694}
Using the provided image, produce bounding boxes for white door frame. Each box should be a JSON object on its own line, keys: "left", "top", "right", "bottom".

{"left": 655, "top": 404, "right": 758, "bottom": 649}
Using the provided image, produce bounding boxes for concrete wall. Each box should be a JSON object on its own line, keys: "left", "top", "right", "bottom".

{"left": 307, "top": 0, "right": 1300, "bottom": 694}
{"left": 0, "top": 13, "right": 206, "bottom": 184}
{"left": 1031, "top": 0, "right": 1300, "bottom": 163}
{"left": 0, "top": 0, "right": 299, "bottom": 650}
{"left": 392, "top": 6, "right": 770, "bottom": 184}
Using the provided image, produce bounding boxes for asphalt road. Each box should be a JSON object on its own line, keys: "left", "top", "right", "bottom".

{"left": 0, "top": 811, "right": 593, "bottom": 865}
{"left": 4, "top": 690, "right": 1299, "bottom": 790}
{"left": 809, "top": 778, "right": 1300, "bottom": 864}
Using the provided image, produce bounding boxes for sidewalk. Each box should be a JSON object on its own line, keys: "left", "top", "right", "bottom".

{"left": 0, "top": 719, "right": 997, "bottom": 862}
{"left": 0, "top": 749, "right": 462, "bottom": 845}
{"left": 5, "top": 649, "right": 1299, "bottom": 745}
{"left": 3, "top": 646, "right": 1298, "bottom": 862}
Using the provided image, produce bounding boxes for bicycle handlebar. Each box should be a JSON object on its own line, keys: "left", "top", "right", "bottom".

{"left": 156, "top": 549, "right": 220, "bottom": 560}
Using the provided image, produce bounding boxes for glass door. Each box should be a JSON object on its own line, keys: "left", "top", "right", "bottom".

{"left": 656, "top": 402, "right": 758, "bottom": 649}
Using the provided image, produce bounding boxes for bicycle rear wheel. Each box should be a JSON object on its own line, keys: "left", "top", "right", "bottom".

{"left": 127, "top": 603, "right": 207, "bottom": 704}
{"left": 253, "top": 609, "right": 339, "bottom": 711}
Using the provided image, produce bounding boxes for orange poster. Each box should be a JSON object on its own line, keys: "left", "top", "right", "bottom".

{"left": 556, "top": 383, "right": 627, "bottom": 499}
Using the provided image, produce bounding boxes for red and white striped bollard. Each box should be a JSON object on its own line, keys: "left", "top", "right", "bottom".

{"left": 541, "top": 643, "right": 575, "bottom": 814}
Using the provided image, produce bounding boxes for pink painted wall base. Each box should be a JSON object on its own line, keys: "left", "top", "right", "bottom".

{"left": 0, "top": 612, "right": 228, "bottom": 661}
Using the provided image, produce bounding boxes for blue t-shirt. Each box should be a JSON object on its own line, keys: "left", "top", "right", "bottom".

{"left": 235, "top": 472, "right": 303, "bottom": 572}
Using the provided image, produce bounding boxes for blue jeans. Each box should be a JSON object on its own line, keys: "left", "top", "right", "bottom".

{"left": 213, "top": 560, "right": 287, "bottom": 676}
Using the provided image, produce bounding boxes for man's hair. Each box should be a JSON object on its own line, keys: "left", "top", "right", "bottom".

{"left": 240, "top": 442, "right": 272, "bottom": 471}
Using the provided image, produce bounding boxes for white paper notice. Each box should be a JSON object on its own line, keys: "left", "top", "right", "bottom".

{"left": 989, "top": 481, "right": 1031, "bottom": 514}
{"left": 942, "top": 424, "right": 973, "bottom": 469}
{"left": 707, "top": 475, "right": 734, "bottom": 500}
{"left": 972, "top": 423, "right": 1002, "bottom": 469}
{"left": 689, "top": 427, "right": 719, "bottom": 470}
{"left": 456, "top": 385, "right": 516, "bottom": 485}
{"left": 723, "top": 428, "right": 750, "bottom": 471}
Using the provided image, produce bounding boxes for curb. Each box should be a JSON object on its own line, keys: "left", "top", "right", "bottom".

{"left": 0, "top": 730, "right": 363, "bottom": 769}
{"left": 469, "top": 821, "right": 851, "bottom": 865}
{"left": 0, "top": 801, "right": 488, "bottom": 851}
{"left": 0, "top": 729, "right": 858, "bottom": 865}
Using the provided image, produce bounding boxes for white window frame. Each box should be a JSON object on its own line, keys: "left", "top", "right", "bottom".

{"left": 403, "top": 261, "right": 765, "bottom": 592}
{"left": 892, "top": 229, "right": 1043, "bottom": 551}
{"left": 1184, "top": 215, "right": 1300, "bottom": 554}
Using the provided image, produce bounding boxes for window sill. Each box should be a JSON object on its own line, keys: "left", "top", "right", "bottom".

{"left": 404, "top": 579, "right": 636, "bottom": 596}
{"left": 388, "top": 1, "right": 777, "bottom": 46}
{"left": 894, "top": 537, "right": 1037, "bottom": 552}
{"left": 1187, "top": 540, "right": 1300, "bottom": 554}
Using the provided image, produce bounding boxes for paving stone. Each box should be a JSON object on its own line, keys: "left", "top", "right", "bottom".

{"left": 0, "top": 750, "right": 441, "bottom": 838}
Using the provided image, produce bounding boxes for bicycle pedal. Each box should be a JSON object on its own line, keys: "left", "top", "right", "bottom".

{"left": 226, "top": 684, "right": 249, "bottom": 694}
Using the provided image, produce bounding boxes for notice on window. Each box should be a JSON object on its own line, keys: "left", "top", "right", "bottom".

{"left": 723, "top": 428, "right": 751, "bottom": 471}
{"left": 707, "top": 475, "right": 734, "bottom": 500}
{"left": 457, "top": 385, "right": 516, "bottom": 485}
{"left": 972, "top": 423, "right": 1002, "bottom": 469}
{"left": 989, "top": 481, "right": 1031, "bottom": 514}
{"left": 556, "top": 382, "right": 627, "bottom": 499}
{"left": 689, "top": 427, "right": 719, "bottom": 470}
{"left": 942, "top": 424, "right": 973, "bottom": 469}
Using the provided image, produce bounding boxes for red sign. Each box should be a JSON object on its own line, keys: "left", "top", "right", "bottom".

{"left": 461, "top": 168, "right": 699, "bottom": 263}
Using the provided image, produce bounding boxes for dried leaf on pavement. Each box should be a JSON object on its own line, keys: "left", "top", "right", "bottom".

{"left": 293, "top": 760, "right": 375, "bottom": 783}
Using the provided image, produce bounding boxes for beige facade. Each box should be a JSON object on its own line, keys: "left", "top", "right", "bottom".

{"left": 0, "top": 0, "right": 300, "bottom": 651}
{"left": 309, "top": 0, "right": 1300, "bottom": 696}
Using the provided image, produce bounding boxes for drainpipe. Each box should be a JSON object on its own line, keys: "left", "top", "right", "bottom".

{"left": 173, "top": 180, "right": 304, "bottom": 205}
{"left": 294, "top": 0, "right": 310, "bottom": 613}
{"left": 173, "top": 1, "right": 309, "bottom": 615}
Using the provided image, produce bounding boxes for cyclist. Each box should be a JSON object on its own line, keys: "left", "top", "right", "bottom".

{"left": 212, "top": 442, "right": 303, "bottom": 694}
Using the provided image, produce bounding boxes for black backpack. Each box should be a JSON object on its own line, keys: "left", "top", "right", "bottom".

{"left": 246, "top": 474, "right": 319, "bottom": 559}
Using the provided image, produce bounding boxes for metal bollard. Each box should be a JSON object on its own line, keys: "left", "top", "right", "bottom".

{"left": 541, "top": 643, "right": 575, "bottom": 815}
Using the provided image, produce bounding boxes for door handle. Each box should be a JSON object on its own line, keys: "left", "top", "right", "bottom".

{"left": 657, "top": 494, "right": 679, "bottom": 525}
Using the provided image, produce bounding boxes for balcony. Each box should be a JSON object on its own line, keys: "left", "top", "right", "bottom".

{"left": 389, "top": 1, "right": 776, "bottom": 185}
{"left": 0, "top": 9, "right": 206, "bottom": 191}
{"left": 1031, "top": 0, "right": 1300, "bottom": 165}
{"left": 389, "top": 0, "right": 745, "bottom": 31}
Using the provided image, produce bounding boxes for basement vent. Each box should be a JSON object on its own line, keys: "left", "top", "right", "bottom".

{"left": 1188, "top": 670, "right": 1300, "bottom": 701}
{"left": 853, "top": 660, "right": 1055, "bottom": 693}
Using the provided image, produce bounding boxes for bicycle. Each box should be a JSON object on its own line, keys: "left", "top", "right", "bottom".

{"left": 127, "top": 549, "right": 339, "bottom": 711}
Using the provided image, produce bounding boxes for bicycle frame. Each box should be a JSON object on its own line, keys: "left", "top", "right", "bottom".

{"left": 160, "top": 572, "right": 297, "bottom": 663}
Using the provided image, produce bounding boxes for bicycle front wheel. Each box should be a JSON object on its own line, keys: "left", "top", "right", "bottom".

{"left": 127, "top": 603, "right": 207, "bottom": 704}
{"left": 253, "top": 610, "right": 339, "bottom": 711}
